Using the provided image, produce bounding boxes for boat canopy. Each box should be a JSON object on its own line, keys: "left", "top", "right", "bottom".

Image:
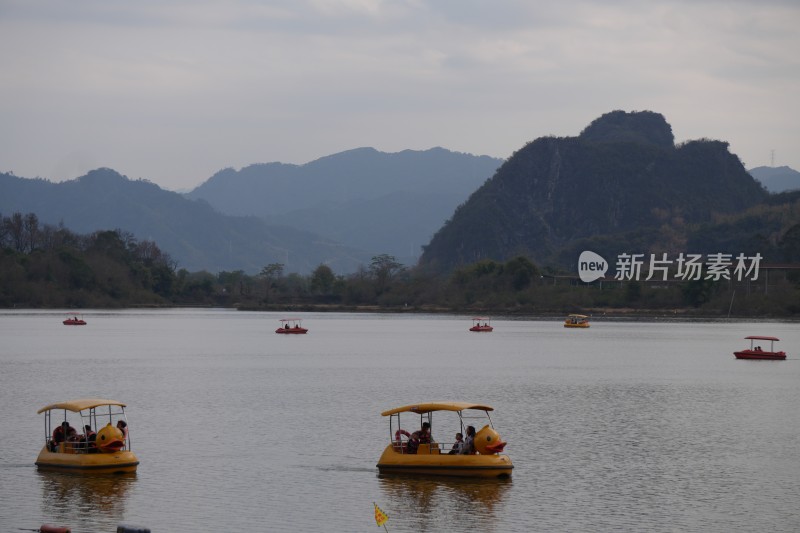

{"left": 744, "top": 336, "right": 779, "bottom": 341}
{"left": 280, "top": 318, "right": 302, "bottom": 321}
{"left": 37, "top": 398, "right": 127, "bottom": 414}
{"left": 382, "top": 402, "right": 494, "bottom": 417}
{"left": 568, "top": 314, "right": 588, "bottom": 318}
{"left": 472, "top": 317, "right": 490, "bottom": 320}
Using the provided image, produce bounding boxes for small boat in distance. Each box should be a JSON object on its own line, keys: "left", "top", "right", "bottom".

{"left": 35, "top": 398, "right": 139, "bottom": 473}
{"left": 275, "top": 318, "right": 308, "bottom": 334}
{"left": 734, "top": 336, "right": 787, "bottom": 360}
{"left": 564, "top": 314, "right": 590, "bottom": 328}
{"left": 376, "top": 402, "right": 513, "bottom": 478}
{"left": 469, "top": 317, "right": 493, "bottom": 332}
{"left": 63, "top": 314, "right": 86, "bottom": 326}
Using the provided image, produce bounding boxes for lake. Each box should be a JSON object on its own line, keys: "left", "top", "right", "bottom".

{"left": 1, "top": 309, "right": 799, "bottom": 532}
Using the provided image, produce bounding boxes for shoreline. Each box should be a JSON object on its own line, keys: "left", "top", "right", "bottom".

{"left": 5, "top": 303, "right": 798, "bottom": 322}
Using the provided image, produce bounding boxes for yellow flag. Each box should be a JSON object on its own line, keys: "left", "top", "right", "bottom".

{"left": 374, "top": 502, "right": 389, "bottom": 526}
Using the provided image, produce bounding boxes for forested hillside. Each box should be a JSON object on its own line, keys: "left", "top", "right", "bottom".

{"left": 0, "top": 169, "right": 370, "bottom": 274}
{"left": 0, "top": 214, "right": 175, "bottom": 307}
{"left": 420, "top": 111, "right": 774, "bottom": 272}
{"left": 1, "top": 147, "right": 503, "bottom": 274}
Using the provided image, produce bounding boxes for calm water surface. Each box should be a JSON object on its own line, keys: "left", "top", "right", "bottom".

{"left": 1, "top": 309, "right": 799, "bottom": 532}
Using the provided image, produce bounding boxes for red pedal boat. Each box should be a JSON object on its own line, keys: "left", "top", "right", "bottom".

{"left": 469, "top": 317, "right": 493, "bottom": 332}
{"left": 63, "top": 315, "right": 86, "bottom": 326}
{"left": 734, "top": 336, "right": 786, "bottom": 360}
{"left": 275, "top": 318, "right": 308, "bottom": 334}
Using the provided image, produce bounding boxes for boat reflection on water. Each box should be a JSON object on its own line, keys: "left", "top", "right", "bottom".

{"left": 378, "top": 475, "right": 511, "bottom": 529}
{"left": 38, "top": 470, "right": 135, "bottom": 526}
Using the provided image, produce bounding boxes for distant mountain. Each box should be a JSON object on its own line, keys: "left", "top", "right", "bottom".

{"left": 420, "top": 110, "right": 771, "bottom": 272}
{"left": 749, "top": 166, "right": 800, "bottom": 193}
{"left": 185, "top": 147, "right": 503, "bottom": 265}
{"left": 0, "top": 169, "right": 371, "bottom": 274}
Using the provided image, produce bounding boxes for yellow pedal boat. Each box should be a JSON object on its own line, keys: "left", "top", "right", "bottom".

{"left": 564, "top": 313, "right": 590, "bottom": 328}
{"left": 377, "top": 402, "right": 513, "bottom": 478}
{"left": 35, "top": 398, "right": 139, "bottom": 474}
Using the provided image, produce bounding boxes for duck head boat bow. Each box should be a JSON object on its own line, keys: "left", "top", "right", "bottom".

{"left": 377, "top": 402, "right": 512, "bottom": 478}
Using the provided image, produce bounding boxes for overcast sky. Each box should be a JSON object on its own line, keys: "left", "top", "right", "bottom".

{"left": 1, "top": 0, "right": 798, "bottom": 191}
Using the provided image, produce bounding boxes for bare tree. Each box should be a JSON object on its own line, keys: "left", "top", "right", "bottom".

{"left": 259, "top": 263, "right": 285, "bottom": 300}
{"left": 370, "top": 254, "right": 404, "bottom": 295}
{"left": 23, "top": 213, "right": 39, "bottom": 253}
{"left": 260, "top": 263, "right": 285, "bottom": 279}
{"left": 0, "top": 212, "right": 8, "bottom": 248}
{"left": 6, "top": 212, "right": 25, "bottom": 252}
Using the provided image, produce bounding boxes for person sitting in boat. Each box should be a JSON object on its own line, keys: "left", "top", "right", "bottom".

{"left": 407, "top": 422, "right": 432, "bottom": 454}
{"left": 50, "top": 422, "right": 65, "bottom": 451}
{"left": 116, "top": 420, "right": 129, "bottom": 448}
{"left": 448, "top": 432, "right": 464, "bottom": 455}
{"left": 422, "top": 422, "right": 432, "bottom": 440}
{"left": 460, "top": 425, "right": 476, "bottom": 455}
{"left": 51, "top": 423, "right": 65, "bottom": 447}
{"left": 56, "top": 421, "right": 76, "bottom": 442}
{"left": 51, "top": 421, "right": 77, "bottom": 452}
{"left": 83, "top": 425, "right": 97, "bottom": 452}
{"left": 407, "top": 435, "right": 421, "bottom": 454}
{"left": 418, "top": 422, "right": 432, "bottom": 445}
{"left": 65, "top": 425, "right": 81, "bottom": 452}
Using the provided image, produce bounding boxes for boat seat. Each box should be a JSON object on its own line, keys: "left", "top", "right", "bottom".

{"left": 417, "top": 443, "right": 440, "bottom": 455}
